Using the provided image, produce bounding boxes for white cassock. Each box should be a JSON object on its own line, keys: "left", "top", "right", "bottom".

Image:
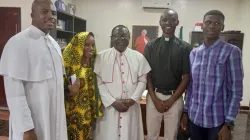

{"left": 0, "top": 25, "right": 68, "bottom": 140}
{"left": 94, "top": 47, "right": 151, "bottom": 140}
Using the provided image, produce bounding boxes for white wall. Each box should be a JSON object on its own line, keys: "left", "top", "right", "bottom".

{"left": 73, "top": 0, "right": 250, "bottom": 106}
{"left": 63, "top": 0, "right": 73, "bottom": 4}
{"left": 239, "top": 0, "right": 250, "bottom": 106}
{"left": 73, "top": 0, "right": 241, "bottom": 50}
{"left": 0, "top": 0, "right": 74, "bottom": 30}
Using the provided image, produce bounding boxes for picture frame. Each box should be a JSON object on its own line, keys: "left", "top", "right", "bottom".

{"left": 132, "top": 25, "right": 159, "bottom": 54}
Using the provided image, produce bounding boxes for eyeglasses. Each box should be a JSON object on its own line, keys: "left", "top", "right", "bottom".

{"left": 111, "top": 34, "right": 130, "bottom": 39}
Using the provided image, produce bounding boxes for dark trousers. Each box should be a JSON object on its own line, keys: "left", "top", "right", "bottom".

{"left": 189, "top": 120, "right": 223, "bottom": 140}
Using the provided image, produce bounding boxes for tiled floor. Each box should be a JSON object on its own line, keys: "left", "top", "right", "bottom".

{"left": 232, "top": 111, "right": 250, "bottom": 140}
{"left": 0, "top": 136, "right": 8, "bottom": 140}
{"left": 1, "top": 110, "right": 250, "bottom": 140}
{"left": 0, "top": 111, "right": 9, "bottom": 138}
{"left": 0, "top": 111, "right": 8, "bottom": 121}
{"left": 144, "top": 136, "right": 164, "bottom": 140}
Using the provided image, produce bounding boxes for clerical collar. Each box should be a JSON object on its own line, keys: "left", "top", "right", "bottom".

{"left": 162, "top": 35, "right": 175, "bottom": 42}
{"left": 30, "top": 25, "right": 49, "bottom": 38}
{"left": 165, "top": 38, "right": 170, "bottom": 41}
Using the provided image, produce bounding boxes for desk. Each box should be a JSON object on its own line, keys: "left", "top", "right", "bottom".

{"left": 140, "top": 99, "right": 164, "bottom": 136}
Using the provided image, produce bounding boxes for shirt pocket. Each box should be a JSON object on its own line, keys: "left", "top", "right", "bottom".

{"left": 209, "top": 62, "right": 225, "bottom": 77}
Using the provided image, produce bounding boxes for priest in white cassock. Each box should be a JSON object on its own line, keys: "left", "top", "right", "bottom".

{"left": 0, "top": 0, "right": 68, "bottom": 140}
{"left": 94, "top": 25, "right": 151, "bottom": 140}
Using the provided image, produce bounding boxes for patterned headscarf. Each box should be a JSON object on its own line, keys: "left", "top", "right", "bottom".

{"left": 63, "top": 32, "right": 102, "bottom": 118}
{"left": 63, "top": 32, "right": 97, "bottom": 72}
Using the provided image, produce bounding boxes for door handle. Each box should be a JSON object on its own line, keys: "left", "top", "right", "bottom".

{"left": 15, "top": 24, "right": 17, "bottom": 34}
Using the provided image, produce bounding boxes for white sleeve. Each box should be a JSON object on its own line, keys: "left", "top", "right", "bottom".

{"left": 96, "top": 75, "right": 116, "bottom": 108}
{"left": 94, "top": 54, "right": 116, "bottom": 107}
{"left": 130, "top": 54, "right": 150, "bottom": 103}
{"left": 4, "top": 76, "right": 34, "bottom": 133}
{"left": 130, "top": 74, "right": 147, "bottom": 103}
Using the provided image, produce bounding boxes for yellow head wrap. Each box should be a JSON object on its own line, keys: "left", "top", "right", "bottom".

{"left": 63, "top": 32, "right": 102, "bottom": 118}
{"left": 63, "top": 32, "right": 97, "bottom": 73}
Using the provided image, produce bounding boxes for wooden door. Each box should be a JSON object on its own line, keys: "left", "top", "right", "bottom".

{"left": 0, "top": 7, "right": 21, "bottom": 109}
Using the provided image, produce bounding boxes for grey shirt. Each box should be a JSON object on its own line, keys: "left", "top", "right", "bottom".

{"left": 144, "top": 35, "right": 192, "bottom": 90}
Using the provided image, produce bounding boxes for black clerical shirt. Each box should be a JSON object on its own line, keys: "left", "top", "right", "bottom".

{"left": 144, "top": 36, "right": 192, "bottom": 91}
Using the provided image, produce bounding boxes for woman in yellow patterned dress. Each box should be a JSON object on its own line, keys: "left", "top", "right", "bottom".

{"left": 63, "top": 32, "right": 103, "bottom": 140}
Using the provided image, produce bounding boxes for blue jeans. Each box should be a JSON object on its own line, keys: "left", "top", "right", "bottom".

{"left": 189, "top": 120, "right": 223, "bottom": 140}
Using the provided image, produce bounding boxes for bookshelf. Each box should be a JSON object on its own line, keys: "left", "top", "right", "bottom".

{"left": 50, "top": 10, "right": 86, "bottom": 49}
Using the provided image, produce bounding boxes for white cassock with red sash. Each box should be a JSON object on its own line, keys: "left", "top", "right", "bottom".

{"left": 94, "top": 47, "right": 151, "bottom": 140}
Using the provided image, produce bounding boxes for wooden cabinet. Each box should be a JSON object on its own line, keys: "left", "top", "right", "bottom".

{"left": 220, "top": 32, "right": 244, "bottom": 51}
{"left": 50, "top": 10, "right": 87, "bottom": 49}
{"left": 189, "top": 31, "right": 244, "bottom": 50}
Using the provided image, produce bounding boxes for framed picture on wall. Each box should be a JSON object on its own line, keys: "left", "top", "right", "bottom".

{"left": 132, "top": 25, "right": 159, "bottom": 54}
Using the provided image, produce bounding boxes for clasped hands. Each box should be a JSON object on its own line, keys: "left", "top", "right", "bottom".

{"left": 154, "top": 98, "right": 175, "bottom": 113}
{"left": 112, "top": 99, "right": 136, "bottom": 112}
{"left": 23, "top": 129, "right": 37, "bottom": 140}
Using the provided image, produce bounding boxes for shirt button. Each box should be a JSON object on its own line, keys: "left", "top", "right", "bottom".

{"left": 121, "top": 63, "right": 123, "bottom": 65}
{"left": 120, "top": 126, "right": 122, "bottom": 128}
{"left": 120, "top": 117, "right": 122, "bottom": 119}
{"left": 122, "top": 72, "right": 124, "bottom": 74}
{"left": 119, "top": 135, "right": 121, "bottom": 137}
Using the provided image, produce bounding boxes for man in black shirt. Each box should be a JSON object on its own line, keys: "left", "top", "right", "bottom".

{"left": 144, "top": 8, "right": 192, "bottom": 140}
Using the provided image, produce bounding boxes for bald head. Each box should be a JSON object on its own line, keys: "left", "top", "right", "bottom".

{"left": 111, "top": 25, "right": 130, "bottom": 36}
{"left": 32, "top": 0, "right": 53, "bottom": 12}
{"left": 141, "top": 29, "right": 147, "bottom": 36}
{"left": 159, "top": 8, "right": 179, "bottom": 38}
{"left": 160, "top": 8, "right": 178, "bottom": 20}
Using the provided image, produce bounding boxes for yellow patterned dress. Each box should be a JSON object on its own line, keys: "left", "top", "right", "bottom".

{"left": 62, "top": 32, "right": 103, "bottom": 140}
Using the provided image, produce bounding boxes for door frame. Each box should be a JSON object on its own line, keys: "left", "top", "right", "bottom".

{"left": 0, "top": 7, "right": 21, "bottom": 110}
{"left": 0, "top": 7, "right": 21, "bottom": 34}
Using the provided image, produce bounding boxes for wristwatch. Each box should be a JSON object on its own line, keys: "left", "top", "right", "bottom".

{"left": 225, "top": 121, "right": 235, "bottom": 130}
